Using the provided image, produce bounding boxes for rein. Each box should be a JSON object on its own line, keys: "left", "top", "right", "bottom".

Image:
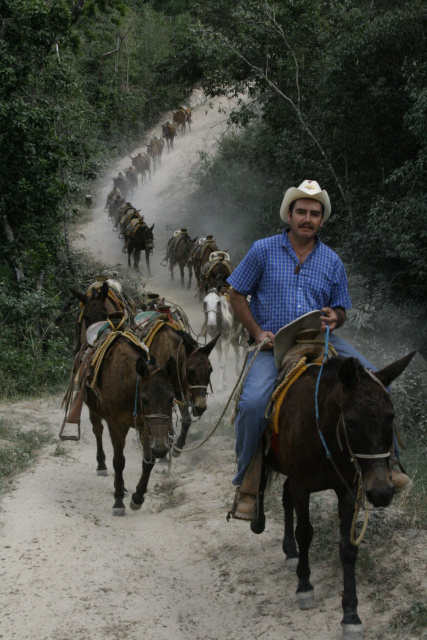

{"left": 175, "top": 339, "right": 211, "bottom": 421}
{"left": 314, "top": 327, "right": 393, "bottom": 546}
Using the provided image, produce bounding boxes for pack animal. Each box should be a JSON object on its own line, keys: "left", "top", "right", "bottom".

{"left": 113, "top": 173, "right": 130, "bottom": 200}
{"left": 190, "top": 237, "right": 219, "bottom": 298}
{"left": 130, "top": 153, "right": 151, "bottom": 183}
{"left": 162, "top": 122, "right": 177, "bottom": 152}
{"left": 251, "top": 350, "right": 416, "bottom": 639}
{"left": 172, "top": 106, "right": 191, "bottom": 135}
{"left": 124, "top": 166, "right": 138, "bottom": 197}
{"left": 203, "top": 287, "right": 247, "bottom": 391}
{"left": 165, "top": 231, "right": 198, "bottom": 288}
{"left": 146, "top": 137, "right": 164, "bottom": 173}
{"left": 83, "top": 333, "right": 177, "bottom": 516}
{"left": 123, "top": 218, "right": 154, "bottom": 273}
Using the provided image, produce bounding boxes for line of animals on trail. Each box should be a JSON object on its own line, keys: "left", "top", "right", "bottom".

{"left": 103, "top": 106, "right": 192, "bottom": 272}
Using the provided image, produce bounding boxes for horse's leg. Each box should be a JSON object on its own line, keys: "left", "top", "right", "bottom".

{"left": 282, "top": 478, "right": 299, "bottom": 569}
{"left": 174, "top": 404, "right": 192, "bottom": 453}
{"left": 129, "top": 459, "right": 155, "bottom": 510}
{"left": 337, "top": 489, "right": 363, "bottom": 638}
{"left": 146, "top": 249, "right": 151, "bottom": 276}
{"left": 109, "top": 426, "right": 129, "bottom": 516}
{"left": 89, "top": 411, "right": 108, "bottom": 476}
{"left": 292, "top": 483, "right": 316, "bottom": 609}
{"left": 250, "top": 462, "right": 269, "bottom": 534}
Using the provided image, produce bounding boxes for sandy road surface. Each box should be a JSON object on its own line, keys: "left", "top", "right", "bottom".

{"left": 0, "top": 92, "right": 426, "bottom": 640}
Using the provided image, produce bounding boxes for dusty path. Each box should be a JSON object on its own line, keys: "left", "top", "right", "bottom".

{"left": 0, "top": 92, "right": 426, "bottom": 640}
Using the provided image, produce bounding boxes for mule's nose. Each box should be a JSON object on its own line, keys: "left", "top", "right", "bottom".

{"left": 192, "top": 405, "right": 206, "bottom": 417}
{"left": 151, "top": 442, "right": 169, "bottom": 459}
{"left": 365, "top": 486, "right": 393, "bottom": 508}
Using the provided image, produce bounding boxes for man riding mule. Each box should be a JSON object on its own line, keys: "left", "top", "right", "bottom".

{"left": 227, "top": 179, "right": 411, "bottom": 521}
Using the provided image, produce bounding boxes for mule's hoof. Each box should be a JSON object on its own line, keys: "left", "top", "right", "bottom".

{"left": 286, "top": 557, "right": 298, "bottom": 572}
{"left": 297, "top": 590, "right": 316, "bottom": 610}
{"left": 97, "top": 469, "right": 108, "bottom": 476}
{"left": 129, "top": 497, "right": 142, "bottom": 511}
{"left": 112, "top": 507, "right": 126, "bottom": 516}
{"left": 342, "top": 623, "right": 363, "bottom": 639}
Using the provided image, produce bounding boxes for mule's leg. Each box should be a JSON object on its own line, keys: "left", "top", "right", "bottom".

{"left": 89, "top": 411, "right": 108, "bottom": 476}
{"left": 292, "top": 484, "right": 316, "bottom": 609}
{"left": 146, "top": 249, "right": 151, "bottom": 276}
{"left": 250, "top": 462, "right": 269, "bottom": 535}
{"left": 216, "top": 340, "right": 226, "bottom": 392}
{"left": 174, "top": 405, "right": 192, "bottom": 453}
{"left": 282, "top": 478, "right": 299, "bottom": 569}
{"left": 129, "top": 459, "right": 155, "bottom": 510}
{"left": 231, "top": 337, "right": 241, "bottom": 376}
{"left": 179, "top": 262, "right": 185, "bottom": 287}
{"left": 127, "top": 246, "right": 132, "bottom": 267}
{"left": 134, "top": 249, "right": 140, "bottom": 271}
{"left": 109, "top": 426, "right": 129, "bottom": 516}
{"left": 170, "top": 260, "right": 174, "bottom": 280}
{"left": 187, "top": 263, "right": 192, "bottom": 289}
{"left": 337, "top": 489, "right": 363, "bottom": 639}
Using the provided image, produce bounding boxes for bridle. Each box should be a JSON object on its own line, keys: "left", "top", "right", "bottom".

{"left": 175, "top": 339, "right": 211, "bottom": 419}
{"left": 133, "top": 369, "right": 174, "bottom": 465}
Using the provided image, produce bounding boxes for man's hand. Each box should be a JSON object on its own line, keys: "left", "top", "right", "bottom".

{"left": 254, "top": 329, "right": 275, "bottom": 350}
{"left": 320, "top": 307, "right": 339, "bottom": 331}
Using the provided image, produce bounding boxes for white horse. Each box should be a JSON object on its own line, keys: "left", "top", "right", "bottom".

{"left": 202, "top": 288, "right": 247, "bottom": 391}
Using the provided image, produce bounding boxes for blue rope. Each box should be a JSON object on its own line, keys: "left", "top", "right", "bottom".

{"left": 133, "top": 374, "right": 140, "bottom": 418}
{"left": 315, "top": 325, "right": 331, "bottom": 458}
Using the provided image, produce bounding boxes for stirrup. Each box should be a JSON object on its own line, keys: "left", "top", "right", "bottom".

{"left": 227, "top": 489, "right": 259, "bottom": 522}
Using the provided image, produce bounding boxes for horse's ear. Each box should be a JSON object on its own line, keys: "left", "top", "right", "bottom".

{"left": 101, "top": 282, "right": 109, "bottom": 299}
{"left": 70, "top": 288, "right": 87, "bottom": 305}
{"left": 375, "top": 351, "right": 416, "bottom": 388}
{"left": 136, "top": 357, "right": 148, "bottom": 378}
{"left": 200, "top": 333, "right": 220, "bottom": 356}
{"left": 164, "top": 355, "right": 177, "bottom": 379}
{"left": 338, "top": 357, "right": 359, "bottom": 388}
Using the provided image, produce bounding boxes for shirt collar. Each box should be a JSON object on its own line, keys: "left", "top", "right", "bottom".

{"left": 282, "top": 229, "right": 321, "bottom": 253}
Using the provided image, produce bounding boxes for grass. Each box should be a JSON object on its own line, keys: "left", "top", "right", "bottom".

{"left": 0, "top": 417, "right": 54, "bottom": 491}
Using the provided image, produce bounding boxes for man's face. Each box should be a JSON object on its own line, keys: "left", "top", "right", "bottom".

{"left": 287, "top": 198, "right": 324, "bottom": 240}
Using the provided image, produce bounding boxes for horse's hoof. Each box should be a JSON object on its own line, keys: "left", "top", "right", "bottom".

{"left": 297, "top": 590, "right": 316, "bottom": 610}
{"left": 112, "top": 507, "right": 126, "bottom": 516}
{"left": 129, "top": 497, "right": 142, "bottom": 511}
{"left": 250, "top": 519, "right": 265, "bottom": 535}
{"left": 286, "top": 557, "right": 298, "bottom": 572}
{"left": 97, "top": 469, "right": 108, "bottom": 476}
{"left": 342, "top": 623, "right": 364, "bottom": 639}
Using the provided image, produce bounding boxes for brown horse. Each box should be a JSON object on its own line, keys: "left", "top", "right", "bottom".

{"left": 130, "top": 152, "right": 151, "bottom": 183}
{"left": 70, "top": 281, "right": 136, "bottom": 354}
{"left": 162, "top": 122, "right": 177, "bottom": 152}
{"left": 124, "top": 219, "right": 155, "bottom": 273}
{"left": 85, "top": 335, "right": 177, "bottom": 516}
{"left": 143, "top": 325, "right": 219, "bottom": 451}
{"left": 166, "top": 231, "right": 198, "bottom": 288}
{"left": 146, "top": 137, "right": 164, "bottom": 173}
{"left": 252, "top": 351, "right": 416, "bottom": 639}
{"left": 190, "top": 236, "right": 219, "bottom": 297}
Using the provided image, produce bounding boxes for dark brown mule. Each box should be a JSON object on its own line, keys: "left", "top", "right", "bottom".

{"left": 252, "top": 351, "right": 415, "bottom": 639}
{"left": 168, "top": 232, "right": 198, "bottom": 289}
{"left": 147, "top": 326, "right": 219, "bottom": 451}
{"left": 124, "top": 166, "right": 138, "bottom": 197}
{"left": 85, "top": 337, "right": 177, "bottom": 516}
{"left": 190, "top": 237, "right": 219, "bottom": 297}
{"left": 70, "top": 282, "right": 136, "bottom": 354}
{"left": 146, "top": 137, "right": 164, "bottom": 174}
{"left": 130, "top": 152, "right": 151, "bottom": 183}
{"left": 201, "top": 254, "right": 233, "bottom": 294}
{"left": 162, "top": 122, "right": 176, "bottom": 152}
{"left": 124, "top": 220, "right": 155, "bottom": 273}
{"left": 172, "top": 108, "right": 186, "bottom": 135}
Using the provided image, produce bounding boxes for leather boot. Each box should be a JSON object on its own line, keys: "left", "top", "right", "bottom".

{"left": 231, "top": 442, "right": 263, "bottom": 521}
{"left": 392, "top": 470, "right": 412, "bottom": 492}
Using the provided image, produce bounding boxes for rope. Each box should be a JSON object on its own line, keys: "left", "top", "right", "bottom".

{"left": 350, "top": 479, "right": 370, "bottom": 546}
{"left": 90, "top": 330, "right": 146, "bottom": 389}
{"left": 172, "top": 337, "right": 271, "bottom": 454}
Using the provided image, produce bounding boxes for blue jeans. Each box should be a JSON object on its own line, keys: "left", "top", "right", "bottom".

{"left": 233, "top": 334, "right": 380, "bottom": 486}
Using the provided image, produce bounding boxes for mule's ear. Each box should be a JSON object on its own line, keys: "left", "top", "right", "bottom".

{"left": 70, "top": 288, "right": 87, "bottom": 305}
{"left": 375, "top": 351, "right": 416, "bottom": 388}
{"left": 204, "top": 281, "right": 209, "bottom": 293}
{"left": 216, "top": 281, "right": 223, "bottom": 294}
{"left": 164, "top": 356, "right": 177, "bottom": 379}
{"left": 200, "top": 333, "right": 220, "bottom": 356}
{"left": 338, "top": 357, "right": 359, "bottom": 388}
{"left": 181, "top": 331, "right": 198, "bottom": 356}
{"left": 101, "top": 282, "right": 109, "bottom": 299}
{"left": 192, "top": 236, "right": 199, "bottom": 244}
{"left": 150, "top": 224, "right": 155, "bottom": 231}
{"left": 136, "top": 357, "right": 148, "bottom": 378}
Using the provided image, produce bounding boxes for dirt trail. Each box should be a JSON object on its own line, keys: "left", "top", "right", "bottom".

{"left": 0, "top": 92, "right": 426, "bottom": 640}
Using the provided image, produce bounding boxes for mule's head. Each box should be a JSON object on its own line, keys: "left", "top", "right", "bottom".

{"left": 136, "top": 356, "right": 176, "bottom": 459}
{"left": 203, "top": 289, "right": 221, "bottom": 336}
{"left": 338, "top": 352, "right": 416, "bottom": 507}
{"left": 180, "top": 331, "right": 220, "bottom": 416}
{"left": 71, "top": 282, "right": 110, "bottom": 342}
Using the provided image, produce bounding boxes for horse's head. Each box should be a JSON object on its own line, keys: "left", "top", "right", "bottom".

{"left": 203, "top": 289, "right": 222, "bottom": 336}
{"left": 179, "top": 331, "right": 220, "bottom": 416}
{"left": 338, "top": 351, "right": 416, "bottom": 507}
{"left": 136, "top": 356, "right": 176, "bottom": 459}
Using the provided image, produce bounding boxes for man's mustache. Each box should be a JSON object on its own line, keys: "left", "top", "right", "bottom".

{"left": 299, "top": 224, "right": 314, "bottom": 230}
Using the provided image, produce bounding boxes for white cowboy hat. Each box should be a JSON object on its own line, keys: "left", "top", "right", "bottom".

{"left": 273, "top": 310, "right": 322, "bottom": 370}
{"left": 280, "top": 180, "right": 331, "bottom": 222}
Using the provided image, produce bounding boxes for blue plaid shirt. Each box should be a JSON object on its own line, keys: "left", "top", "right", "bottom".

{"left": 227, "top": 231, "right": 352, "bottom": 335}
